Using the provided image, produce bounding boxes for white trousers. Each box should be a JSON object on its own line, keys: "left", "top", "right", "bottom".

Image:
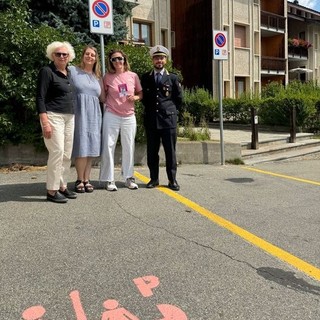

{"left": 100, "top": 111, "right": 136, "bottom": 182}
{"left": 43, "top": 112, "right": 74, "bottom": 190}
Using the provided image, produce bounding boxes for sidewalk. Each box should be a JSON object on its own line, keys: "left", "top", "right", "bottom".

{"left": 206, "top": 126, "right": 310, "bottom": 144}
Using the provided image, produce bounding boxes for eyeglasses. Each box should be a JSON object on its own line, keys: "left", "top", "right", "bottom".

{"left": 54, "top": 52, "right": 69, "bottom": 58}
{"left": 110, "top": 56, "right": 124, "bottom": 62}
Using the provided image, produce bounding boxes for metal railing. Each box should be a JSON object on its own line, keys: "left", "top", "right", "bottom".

{"left": 261, "top": 56, "right": 286, "bottom": 71}
{"left": 261, "top": 11, "right": 286, "bottom": 31}
{"left": 288, "top": 46, "right": 308, "bottom": 59}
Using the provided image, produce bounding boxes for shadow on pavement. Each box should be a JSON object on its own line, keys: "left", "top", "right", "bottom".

{"left": 0, "top": 182, "right": 46, "bottom": 202}
{"left": 257, "top": 267, "right": 320, "bottom": 296}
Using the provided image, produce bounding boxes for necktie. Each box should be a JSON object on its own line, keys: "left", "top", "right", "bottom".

{"left": 156, "top": 72, "right": 161, "bottom": 84}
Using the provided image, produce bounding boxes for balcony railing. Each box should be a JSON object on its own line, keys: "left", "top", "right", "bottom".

{"left": 261, "top": 57, "right": 286, "bottom": 72}
{"left": 288, "top": 46, "right": 308, "bottom": 59}
{"left": 261, "top": 11, "right": 286, "bottom": 31}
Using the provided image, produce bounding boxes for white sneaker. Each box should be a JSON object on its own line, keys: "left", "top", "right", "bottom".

{"left": 106, "top": 181, "right": 118, "bottom": 191}
{"left": 125, "top": 177, "right": 138, "bottom": 189}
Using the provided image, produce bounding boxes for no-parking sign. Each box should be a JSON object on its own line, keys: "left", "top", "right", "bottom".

{"left": 213, "top": 30, "right": 228, "bottom": 60}
{"left": 89, "top": 0, "right": 114, "bottom": 35}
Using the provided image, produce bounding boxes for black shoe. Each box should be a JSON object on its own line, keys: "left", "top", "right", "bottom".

{"left": 168, "top": 180, "right": 180, "bottom": 191}
{"left": 146, "top": 179, "right": 159, "bottom": 188}
{"left": 59, "top": 188, "right": 77, "bottom": 199}
{"left": 47, "top": 191, "right": 68, "bottom": 203}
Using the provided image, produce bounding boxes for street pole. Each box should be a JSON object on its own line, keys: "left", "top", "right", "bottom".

{"left": 218, "top": 60, "right": 225, "bottom": 165}
{"left": 100, "top": 34, "right": 105, "bottom": 76}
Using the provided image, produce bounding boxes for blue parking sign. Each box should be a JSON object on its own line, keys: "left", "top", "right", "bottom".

{"left": 93, "top": 20, "right": 100, "bottom": 27}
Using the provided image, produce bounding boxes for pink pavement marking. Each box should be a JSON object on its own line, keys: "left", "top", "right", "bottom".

{"left": 21, "top": 275, "right": 188, "bottom": 319}
{"left": 156, "top": 304, "right": 188, "bottom": 320}
{"left": 21, "top": 305, "right": 46, "bottom": 320}
{"left": 101, "top": 299, "right": 140, "bottom": 320}
{"left": 133, "top": 275, "right": 160, "bottom": 297}
{"left": 69, "top": 290, "right": 87, "bottom": 320}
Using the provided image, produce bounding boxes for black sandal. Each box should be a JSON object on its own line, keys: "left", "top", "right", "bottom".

{"left": 84, "top": 180, "right": 94, "bottom": 193}
{"left": 75, "top": 180, "right": 85, "bottom": 193}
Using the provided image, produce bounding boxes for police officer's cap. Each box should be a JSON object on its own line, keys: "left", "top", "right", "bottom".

{"left": 150, "top": 45, "right": 169, "bottom": 58}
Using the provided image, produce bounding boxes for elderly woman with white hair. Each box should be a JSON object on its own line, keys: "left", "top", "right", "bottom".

{"left": 36, "top": 41, "right": 77, "bottom": 203}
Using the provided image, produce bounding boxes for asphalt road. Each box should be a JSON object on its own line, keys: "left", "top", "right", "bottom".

{"left": 0, "top": 160, "right": 320, "bottom": 319}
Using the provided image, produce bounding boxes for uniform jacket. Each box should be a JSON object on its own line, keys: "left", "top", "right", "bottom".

{"left": 141, "top": 69, "right": 183, "bottom": 130}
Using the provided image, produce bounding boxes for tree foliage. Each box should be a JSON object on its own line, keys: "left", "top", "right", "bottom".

{"left": 28, "top": 0, "right": 133, "bottom": 44}
{"left": 0, "top": 0, "right": 138, "bottom": 147}
{"left": 0, "top": 0, "right": 78, "bottom": 146}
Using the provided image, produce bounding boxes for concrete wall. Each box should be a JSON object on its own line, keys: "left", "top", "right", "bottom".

{"left": 0, "top": 142, "right": 242, "bottom": 167}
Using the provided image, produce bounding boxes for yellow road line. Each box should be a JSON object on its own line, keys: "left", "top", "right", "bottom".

{"left": 134, "top": 171, "right": 320, "bottom": 281}
{"left": 243, "top": 166, "right": 320, "bottom": 186}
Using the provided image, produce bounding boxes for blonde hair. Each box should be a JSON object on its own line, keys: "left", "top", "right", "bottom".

{"left": 106, "top": 49, "right": 131, "bottom": 73}
{"left": 79, "top": 45, "right": 102, "bottom": 79}
{"left": 46, "top": 41, "right": 75, "bottom": 62}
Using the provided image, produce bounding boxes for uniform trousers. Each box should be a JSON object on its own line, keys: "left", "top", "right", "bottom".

{"left": 146, "top": 127, "right": 177, "bottom": 182}
{"left": 100, "top": 111, "right": 136, "bottom": 182}
{"left": 43, "top": 112, "right": 74, "bottom": 190}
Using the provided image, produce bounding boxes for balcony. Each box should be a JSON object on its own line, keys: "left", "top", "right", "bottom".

{"left": 261, "top": 11, "right": 285, "bottom": 34}
{"left": 288, "top": 46, "right": 308, "bottom": 60}
{"left": 261, "top": 56, "right": 286, "bottom": 74}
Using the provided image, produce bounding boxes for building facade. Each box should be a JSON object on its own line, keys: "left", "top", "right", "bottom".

{"left": 288, "top": 2, "right": 320, "bottom": 82}
{"left": 123, "top": 0, "right": 171, "bottom": 48}
{"left": 124, "top": 0, "right": 320, "bottom": 98}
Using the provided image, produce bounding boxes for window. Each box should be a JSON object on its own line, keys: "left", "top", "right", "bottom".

{"left": 235, "top": 77, "right": 246, "bottom": 98}
{"left": 299, "top": 31, "right": 306, "bottom": 40}
{"left": 161, "top": 30, "right": 167, "bottom": 47}
{"left": 133, "top": 21, "right": 152, "bottom": 46}
{"left": 171, "top": 31, "right": 176, "bottom": 48}
{"left": 234, "top": 25, "right": 246, "bottom": 48}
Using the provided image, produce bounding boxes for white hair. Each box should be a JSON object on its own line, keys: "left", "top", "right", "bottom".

{"left": 46, "top": 41, "right": 75, "bottom": 62}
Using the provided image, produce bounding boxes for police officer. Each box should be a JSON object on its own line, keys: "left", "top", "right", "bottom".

{"left": 141, "top": 45, "right": 183, "bottom": 191}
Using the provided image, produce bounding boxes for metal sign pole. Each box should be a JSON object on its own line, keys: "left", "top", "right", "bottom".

{"left": 213, "top": 30, "right": 228, "bottom": 166}
{"left": 100, "top": 34, "right": 105, "bottom": 76}
{"left": 218, "top": 60, "right": 225, "bottom": 165}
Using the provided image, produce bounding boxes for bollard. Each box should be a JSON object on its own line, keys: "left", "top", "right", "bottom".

{"left": 289, "top": 106, "right": 296, "bottom": 143}
{"left": 251, "top": 107, "right": 259, "bottom": 149}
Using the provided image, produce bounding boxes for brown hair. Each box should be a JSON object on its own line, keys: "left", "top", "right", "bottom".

{"left": 79, "top": 45, "right": 102, "bottom": 79}
{"left": 106, "top": 49, "right": 131, "bottom": 73}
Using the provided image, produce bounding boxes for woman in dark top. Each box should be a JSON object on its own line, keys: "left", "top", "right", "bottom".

{"left": 36, "top": 41, "right": 77, "bottom": 203}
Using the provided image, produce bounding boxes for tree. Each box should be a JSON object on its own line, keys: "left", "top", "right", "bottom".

{"left": 28, "top": 0, "right": 133, "bottom": 44}
{"left": 0, "top": 0, "right": 150, "bottom": 147}
{"left": 0, "top": 0, "right": 78, "bottom": 146}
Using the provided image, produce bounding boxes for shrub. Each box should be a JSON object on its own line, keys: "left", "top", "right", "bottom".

{"left": 182, "top": 87, "right": 216, "bottom": 124}
{"left": 219, "top": 96, "right": 259, "bottom": 124}
{"left": 178, "top": 112, "right": 211, "bottom": 141}
{"left": 259, "top": 81, "right": 319, "bottom": 130}
{"left": 0, "top": 0, "right": 79, "bottom": 147}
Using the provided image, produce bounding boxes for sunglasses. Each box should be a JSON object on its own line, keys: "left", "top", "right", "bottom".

{"left": 54, "top": 52, "right": 69, "bottom": 58}
{"left": 110, "top": 56, "right": 124, "bottom": 62}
